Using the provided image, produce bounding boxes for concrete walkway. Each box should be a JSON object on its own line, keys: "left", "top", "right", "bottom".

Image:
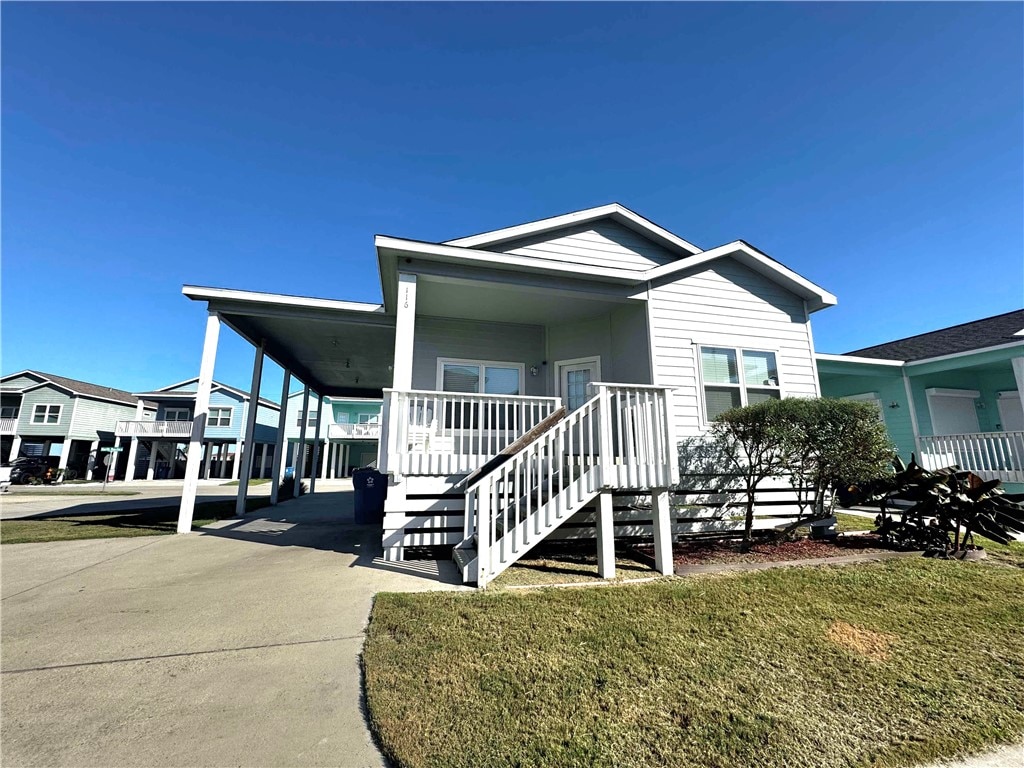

{"left": 1, "top": 487, "right": 462, "bottom": 767}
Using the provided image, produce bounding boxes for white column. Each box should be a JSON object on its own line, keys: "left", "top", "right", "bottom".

{"left": 295, "top": 385, "right": 310, "bottom": 497}
{"left": 230, "top": 441, "right": 241, "bottom": 480}
{"left": 9, "top": 435, "right": 22, "bottom": 461}
{"left": 235, "top": 341, "right": 265, "bottom": 517}
{"left": 125, "top": 437, "right": 140, "bottom": 481}
{"left": 85, "top": 440, "right": 100, "bottom": 480}
{"left": 392, "top": 273, "right": 417, "bottom": 390}
{"left": 57, "top": 439, "right": 72, "bottom": 471}
{"left": 259, "top": 443, "right": 269, "bottom": 479}
{"left": 596, "top": 491, "right": 615, "bottom": 579}
{"left": 178, "top": 312, "right": 221, "bottom": 534}
{"left": 1012, "top": 357, "right": 1024, "bottom": 418}
{"left": 310, "top": 395, "right": 324, "bottom": 494}
{"left": 270, "top": 369, "right": 290, "bottom": 505}
{"left": 651, "top": 488, "right": 673, "bottom": 576}
{"left": 147, "top": 441, "right": 158, "bottom": 480}
{"left": 219, "top": 443, "right": 229, "bottom": 479}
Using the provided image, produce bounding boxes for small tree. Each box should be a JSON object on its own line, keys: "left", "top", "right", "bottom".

{"left": 711, "top": 399, "right": 789, "bottom": 550}
{"left": 774, "top": 398, "right": 893, "bottom": 534}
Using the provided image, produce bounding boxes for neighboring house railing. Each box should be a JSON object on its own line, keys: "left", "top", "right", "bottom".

{"left": 115, "top": 420, "right": 194, "bottom": 438}
{"left": 0, "top": 418, "right": 16, "bottom": 435}
{"left": 328, "top": 423, "right": 382, "bottom": 440}
{"left": 382, "top": 389, "right": 562, "bottom": 475}
{"left": 918, "top": 431, "right": 1024, "bottom": 484}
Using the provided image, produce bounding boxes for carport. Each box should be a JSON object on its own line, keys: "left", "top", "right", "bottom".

{"left": 176, "top": 286, "right": 396, "bottom": 532}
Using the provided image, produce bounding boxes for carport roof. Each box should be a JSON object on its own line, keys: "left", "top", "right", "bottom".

{"left": 183, "top": 286, "right": 396, "bottom": 398}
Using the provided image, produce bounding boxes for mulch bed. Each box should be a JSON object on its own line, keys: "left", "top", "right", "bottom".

{"left": 634, "top": 534, "right": 892, "bottom": 567}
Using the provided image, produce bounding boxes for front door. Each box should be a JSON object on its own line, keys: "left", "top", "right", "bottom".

{"left": 557, "top": 357, "right": 602, "bottom": 411}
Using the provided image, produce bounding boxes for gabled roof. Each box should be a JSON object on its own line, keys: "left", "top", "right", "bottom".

{"left": 135, "top": 377, "right": 281, "bottom": 410}
{"left": 444, "top": 203, "right": 703, "bottom": 257}
{"left": 0, "top": 370, "right": 139, "bottom": 406}
{"left": 846, "top": 309, "right": 1024, "bottom": 362}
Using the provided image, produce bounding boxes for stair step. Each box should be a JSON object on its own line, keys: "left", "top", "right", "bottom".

{"left": 452, "top": 546, "right": 478, "bottom": 584}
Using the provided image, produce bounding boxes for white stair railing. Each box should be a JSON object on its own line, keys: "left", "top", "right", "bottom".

{"left": 383, "top": 389, "right": 561, "bottom": 476}
{"left": 591, "top": 383, "right": 680, "bottom": 489}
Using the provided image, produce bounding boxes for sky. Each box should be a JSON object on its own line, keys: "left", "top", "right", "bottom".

{"left": 3, "top": 2, "right": 1022, "bottom": 398}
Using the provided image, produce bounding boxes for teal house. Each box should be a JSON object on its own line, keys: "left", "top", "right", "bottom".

{"left": 818, "top": 310, "right": 1024, "bottom": 490}
{"left": 283, "top": 391, "right": 381, "bottom": 479}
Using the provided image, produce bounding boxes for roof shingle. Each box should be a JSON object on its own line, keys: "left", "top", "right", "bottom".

{"left": 846, "top": 309, "right": 1024, "bottom": 362}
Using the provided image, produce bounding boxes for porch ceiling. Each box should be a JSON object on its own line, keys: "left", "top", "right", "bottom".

{"left": 415, "top": 272, "right": 639, "bottom": 325}
{"left": 184, "top": 287, "right": 396, "bottom": 398}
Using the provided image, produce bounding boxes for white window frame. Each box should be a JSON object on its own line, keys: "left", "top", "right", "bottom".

{"left": 357, "top": 413, "right": 380, "bottom": 424}
{"left": 164, "top": 407, "right": 191, "bottom": 422}
{"left": 841, "top": 392, "right": 885, "bottom": 421}
{"left": 435, "top": 358, "right": 526, "bottom": 396}
{"left": 696, "top": 345, "right": 784, "bottom": 424}
{"left": 31, "top": 403, "right": 63, "bottom": 425}
{"left": 208, "top": 407, "right": 233, "bottom": 428}
{"left": 297, "top": 409, "right": 318, "bottom": 428}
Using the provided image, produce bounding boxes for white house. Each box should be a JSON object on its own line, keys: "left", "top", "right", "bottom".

{"left": 175, "top": 204, "right": 835, "bottom": 586}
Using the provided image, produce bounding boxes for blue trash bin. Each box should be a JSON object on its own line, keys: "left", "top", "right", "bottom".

{"left": 352, "top": 467, "right": 387, "bottom": 524}
{"left": 284, "top": 466, "right": 295, "bottom": 480}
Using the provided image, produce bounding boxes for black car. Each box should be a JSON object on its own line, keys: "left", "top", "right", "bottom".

{"left": 8, "top": 457, "right": 52, "bottom": 484}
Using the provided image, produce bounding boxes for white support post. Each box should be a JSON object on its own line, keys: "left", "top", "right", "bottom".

{"left": 310, "top": 395, "right": 323, "bottom": 494}
{"left": 392, "top": 273, "right": 417, "bottom": 391}
{"left": 1012, "top": 357, "right": 1024, "bottom": 419}
{"left": 9, "top": 435, "right": 22, "bottom": 461}
{"left": 86, "top": 440, "right": 100, "bottom": 480}
{"left": 235, "top": 340, "right": 265, "bottom": 517}
{"left": 651, "top": 488, "right": 673, "bottom": 576}
{"left": 218, "top": 443, "right": 228, "bottom": 479}
{"left": 259, "top": 443, "right": 269, "bottom": 479}
{"left": 295, "top": 385, "right": 310, "bottom": 496}
{"left": 57, "top": 439, "right": 72, "bottom": 471}
{"left": 596, "top": 491, "right": 615, "bottom": 579}
{"left": 125, "top": 437, "right": 140, "bottom": 481}
{"left": 231, "top": 441, "right": 241, "bottom": 480}
{"left": 146, "top": 441, "right": 158, "bottom": 480}
{"left": 202, "top": 442, "right": 213, "bottom": 480}
{"left": 342, "top": 444, "right": 349, "bottom": 478}
{"left": 178, "top": 312, "right": 221, "bottom": 534}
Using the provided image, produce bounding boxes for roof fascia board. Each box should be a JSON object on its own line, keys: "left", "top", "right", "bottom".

{"left": 200, "top": 297, "right": 396, "bottom": 329}
{"left": 815, "top": 353, "right": 905, "bottom": 367}
{"left": 904, "top": 340, "right": 1024, "bottom": 368}
{"left": 644, "top": 241, "right": 838, "bottom": 311}
{"left": 183, "top": 285, "right": 384, "bottom": 314}
{"left": 443, "top": 203, "right": 702, "bottom": 256}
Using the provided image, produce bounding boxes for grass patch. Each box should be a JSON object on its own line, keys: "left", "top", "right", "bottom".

{"left": 0, "top": 498, "right": 275, "bottom": 544}
{"left": 220, "top": 478, "right": 272, "bottom": 487}
{"left": 365, "top": 559, "right": 1024, "bottom": 768}
{"left": 835, "top": 512, "right": 874, "bottom": 532}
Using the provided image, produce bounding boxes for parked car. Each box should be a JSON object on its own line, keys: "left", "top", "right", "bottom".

{"left": 7, "top": 457, "right": 54, "bottom": 485}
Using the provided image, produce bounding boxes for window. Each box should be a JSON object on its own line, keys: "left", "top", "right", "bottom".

{"left": 296, "top": 409, "right": 318, "bottom": 427}
{"left": 164, "top": 408, "right": 191, "bottom": 422}
{"left": 208, "top": 407, "right": 232, "bottom": 428}
{"left": 700, "top": 347, "right": 781, "bottom": 421}
{"left": 31, "top": 404, "right": 62, "bottom": 425}
{"left": 357, "top": 413, "right": 380, "bottom": 424}
{"left": 438, "top": 359, "right": 524, "bottom": 395}
{"left": 0, "top": 406, "right": 18, "bottom": 419}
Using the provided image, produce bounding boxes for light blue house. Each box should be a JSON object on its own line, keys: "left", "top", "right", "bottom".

{"left": 818, "top": 309, "right": 1024, "bottom": 491}
{"left": 282, "top": 391, "right": 381, "bottom": 478}
{"left": 117, "top": 378, "right": 281, "bottom": 481}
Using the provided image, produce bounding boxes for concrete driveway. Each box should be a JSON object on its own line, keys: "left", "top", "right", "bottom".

{"left": 1, "top": 488, "right": 462, "bottom": 767}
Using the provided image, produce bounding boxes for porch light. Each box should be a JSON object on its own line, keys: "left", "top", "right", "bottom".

{"left": 530, "top": 366, "right": 539, "bottom": 377}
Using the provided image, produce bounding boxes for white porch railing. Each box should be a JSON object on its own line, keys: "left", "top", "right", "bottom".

{"left": 328, "top": 422, "right": 381, "bottom": 440}
{"left": 115, "top": 420, "right": 194, "bottom": 438}
{"left": 919, "top": 431, "right": 1024, "bottom": 484}
{"left": 382, "top": 389, "right": 562, "bottom": 476}
{"left": 0, "top": 418, "right": 16, "bottom": 435}
{"left": 593, "top": 383, "right": 680, "bottom": 490}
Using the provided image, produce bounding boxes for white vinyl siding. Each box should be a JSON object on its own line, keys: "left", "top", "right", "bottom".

{"left": 494, "top": 221, "right": 678, "bottom": 272}
{"left": 68, "top": 398, "right": 140, "bottom": 440}
{"left": 648, "top": 257, "right": 819, "bottom": 436}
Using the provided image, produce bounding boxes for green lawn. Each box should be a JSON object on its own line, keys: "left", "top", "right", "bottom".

{"left": 5, "top": 489, "right": 141, "bottom": 497}
{"left": 220, "top": 478, "right": 272, "bottom": 486}
{"left": 365, "top": 559, "right": 1024, "bottom": 768}
{"left": 0, "top": 498, "right": 274, "bottom": 544}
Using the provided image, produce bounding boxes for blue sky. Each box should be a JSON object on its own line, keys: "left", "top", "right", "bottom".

{"left": 3, "top": 2, "right": 1021, "bottom": 397}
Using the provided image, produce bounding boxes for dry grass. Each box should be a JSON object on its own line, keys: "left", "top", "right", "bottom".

{"left": 826, "top": 620, "right": 896, "bottom": 662}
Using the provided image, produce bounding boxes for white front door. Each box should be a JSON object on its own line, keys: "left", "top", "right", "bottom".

{"left": 556, "top": 357, "right": 602, "bottom": 411}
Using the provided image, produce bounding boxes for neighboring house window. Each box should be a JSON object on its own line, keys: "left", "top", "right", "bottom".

{"left": 700, "top": 347, "right": 781, "bottom": 421}
{"left": 0, "top": 406, "right": 18, "bottom": 419}
{"left": 164, "top": 408, "right": 191, "bottom": 421}
{"left": 208, "top": 407, "right": 232, "bottom": 427}
{"left": 357, "top": 413, "right": 379, "bottom": 424}
{"left": 297, "top": 410, "right": 318, "bottom": 428}
{"left": 31, "top": 404, "right": 62, "bottom": 424}
{"left": 438, "top": 359, "right": 524, "bottom": 396}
